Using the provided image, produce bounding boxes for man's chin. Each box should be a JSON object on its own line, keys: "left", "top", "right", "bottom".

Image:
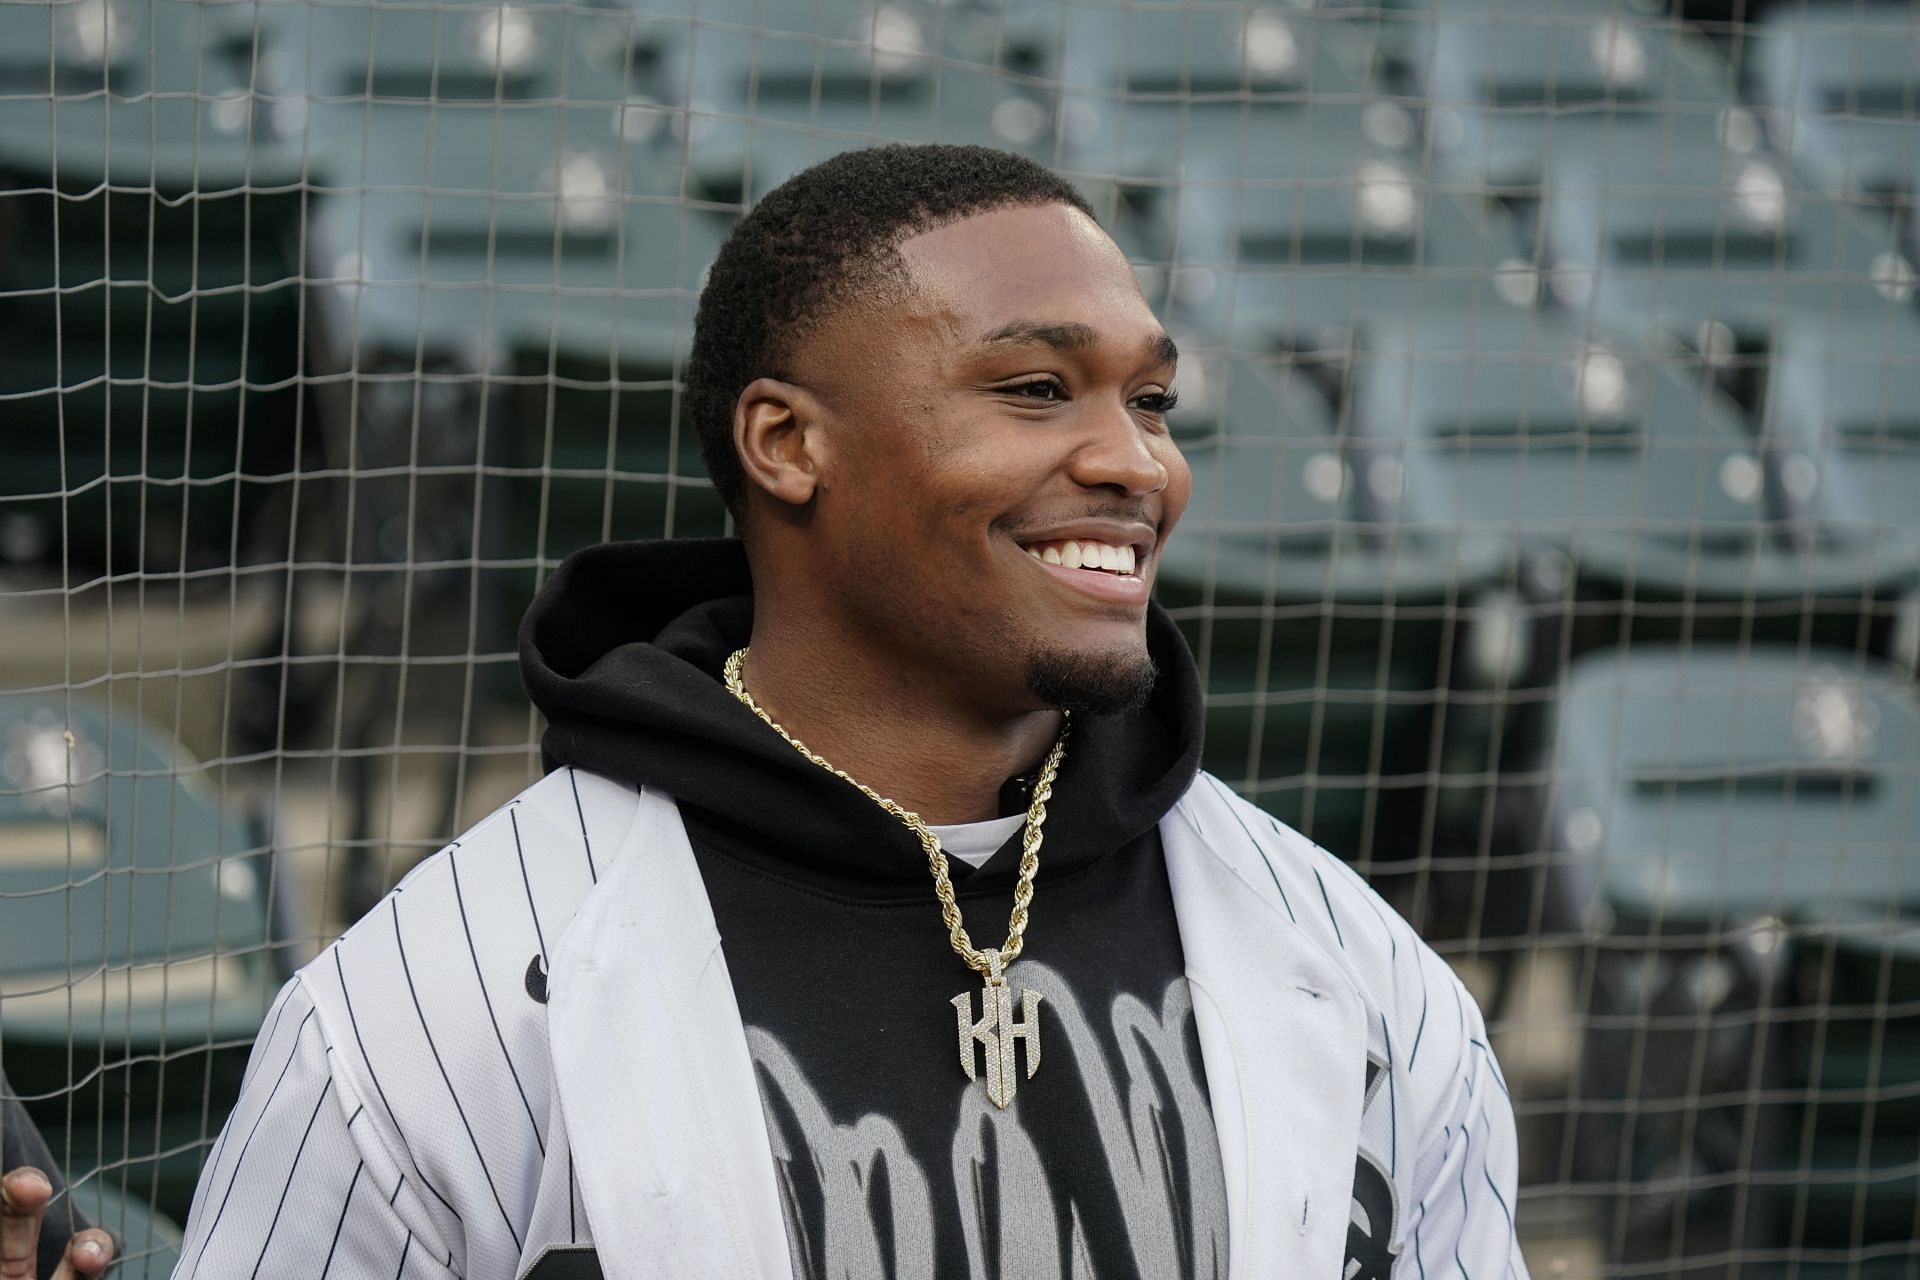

{"left": 1024, "top": 643, "right": 1159, "bottom": 716}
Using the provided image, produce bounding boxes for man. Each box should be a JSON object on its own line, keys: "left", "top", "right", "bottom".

{"left": 3, "top": 1077, "right": 115, "bottom": 1277}
{"left": 169, "top": 144, "right": 1524, "bottom": 1278}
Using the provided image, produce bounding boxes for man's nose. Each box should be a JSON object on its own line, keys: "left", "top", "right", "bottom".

{"left": 1069, "top": 398, "right": 1171, "bottom": 497}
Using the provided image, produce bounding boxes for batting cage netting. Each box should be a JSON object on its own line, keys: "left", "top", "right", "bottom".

{"left": 2, "top": 0, "right": 1918, "bottom": 1273}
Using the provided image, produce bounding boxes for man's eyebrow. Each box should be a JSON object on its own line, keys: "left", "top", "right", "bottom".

{"left": 977, "top": 320, "right": 1101, "bottom": 351}
{"left": 975, "top": 321, "right": 1181, "bottom": 368}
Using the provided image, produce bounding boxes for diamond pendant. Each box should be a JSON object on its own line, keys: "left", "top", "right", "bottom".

{"left": 950, "top": 948, "right": 1042, "bottom": 1109}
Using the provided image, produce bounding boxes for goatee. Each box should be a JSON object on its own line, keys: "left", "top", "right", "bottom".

{"left": 1025, "top": 646, "right": 1158, "bottom": 716}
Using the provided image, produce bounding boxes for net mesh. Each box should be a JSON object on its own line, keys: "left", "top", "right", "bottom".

{"left": 2, "top": 0, "right": 1918, "bottom": 1274}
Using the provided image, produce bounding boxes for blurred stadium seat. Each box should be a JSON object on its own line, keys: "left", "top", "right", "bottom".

{"left": 1755, "top": 5, "right": 1920, "bottom": 214}
{"left": 0, "top": 0, "right": 310, "bottom": 576}
{"left": 1418, "top": 6, "right": 1738, "bottom": 196}
{"left": 1538, "top": 130, "right": 1915, "bottom": 405}
{"left": 0, "top": 694, "right": 293, "bottom": 1225}
{"left": 1761, "top": 315, "right": 1920, "bottom": 578}
{"left": 1541, "top": 645, "right": 1919, "bottom": 1275}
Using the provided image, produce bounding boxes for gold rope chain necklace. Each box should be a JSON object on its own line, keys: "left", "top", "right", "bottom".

{"left": 723, "top": 647, "right": 1069, "bottom": 1108}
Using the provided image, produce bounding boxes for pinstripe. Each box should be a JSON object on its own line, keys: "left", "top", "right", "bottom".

{"left": 1382, "top": 1011, "right": 1398, "bottom": 1177}
{"left": 448, "top": 847, "right": 547, "bottom": 1154}
{"left": 336, "top": 947, "right": 464, "bottom": 1226}
{"left": 391, "top": 898, "right": 525, "bottom": 1250}
{"left": 1451, "top": 1123, "right": 1472, "bottom": 1277}
{"left": 198, "top": 980, "right": 300, "bottom": 1186}
{"left": 1477, "top": 1106, "right": 1518, "bottom": 1278}
{"left": 250, "top": 1076, "right": 336, "bottom": 1278}
{"left": 510, "top": 809, "right": 550, "bottom": 965}
{"left": 393, "top": 1234, "right": 412, "bottom": 1280}
{"left": 318, "top": 1161, "right": 365, "bottom": 1280}
{"left": 1468, "top": 1040, "right": 1509, "bottom": 1098}
{"left": 568, "top": 768, "right": 598, "bottom": 884}
{"left": 1202, "top": 774, "right": 1296, "bottom": 921}
{"left": 1410, "top": 955, "right": 1432, "bottom": 1069}
{"left": 184, "top": 1007, "right": 317, "bottom": 1280}
{"left": 1312, "top": 866, "right": 1345, "bottom": 949}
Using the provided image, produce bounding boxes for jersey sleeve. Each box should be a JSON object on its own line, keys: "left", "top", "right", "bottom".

{"left": 172, "top": 976, "right": 461, "bottom": 1279}
{"left": 1401, "top": 964, "right": 1529, "bottom": 1279}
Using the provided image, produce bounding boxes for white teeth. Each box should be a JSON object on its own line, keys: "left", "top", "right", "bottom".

{"left": 1024, "top": 538, "right": 1140, "bottom": 574}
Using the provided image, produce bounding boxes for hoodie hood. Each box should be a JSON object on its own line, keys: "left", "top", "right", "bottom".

{"left": 520, "top": 538, "right": 1203, "bottom": 891}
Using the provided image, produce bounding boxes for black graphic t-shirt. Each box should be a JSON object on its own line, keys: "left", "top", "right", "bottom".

{"left": 686, "top": 810, "right": 1227, "bottom": 1280}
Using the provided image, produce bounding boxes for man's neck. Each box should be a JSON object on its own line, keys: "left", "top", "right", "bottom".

{"left": 736, "top": 625, "right": 1061, "bottom": 826}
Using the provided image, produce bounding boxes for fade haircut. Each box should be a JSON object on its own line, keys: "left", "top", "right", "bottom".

{"left": 685, "top": 144, "right": 1096, "bottom": 520}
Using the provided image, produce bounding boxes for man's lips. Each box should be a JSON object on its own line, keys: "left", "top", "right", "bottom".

{"left": 1013, "top": 537, "right": 1152, "bottom": 605}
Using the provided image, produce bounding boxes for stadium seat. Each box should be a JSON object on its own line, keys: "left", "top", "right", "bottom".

{"left": 0, "top": 0, "right": 312, "bottom": 574}
{"left": 1760, "top": 315, "right": 1920, "bottom": 582}
{"left": 1167, "top": 149, "right": 1541, "bottom": 376}
{"left": 1418, "top": 8, "right": 1740, "bottom": 195}
{"left": 1352, "top": 306, "right": 1778, "bottom": 577}
{"left": 1048, "top": 3, "right": 1399, "bottom": 183}
{"left": 299, "top": 96, "right": 731, "bottom": 667}
{"left": 1349, "top": 306, "right": 1920, "bottom": 777}
{"left": 1154, "top": 342, "right": 1517, "bottom": 886}
{"left": 1538, "top": 132, "right": 1915, "bottom": 395}
{"left": 0, "top": 696, "right": 292, "bottom": 1226}
{"left": 663, "top": 0, "right": 1056, "bottom": 206}
{"left": 1540, "top": 645, "right": 1920, "bottom": 1269}
{"left": 1755, "top": 5, "right": 1920, "bottom": 213}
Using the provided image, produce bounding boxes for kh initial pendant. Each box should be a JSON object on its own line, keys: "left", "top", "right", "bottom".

{"left": 951, "top": 948, "right": 1041, "bottom": 1109}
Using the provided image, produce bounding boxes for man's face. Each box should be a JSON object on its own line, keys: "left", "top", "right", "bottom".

{"left": 786, "top": 202, "right": 1191, "bottom": 715}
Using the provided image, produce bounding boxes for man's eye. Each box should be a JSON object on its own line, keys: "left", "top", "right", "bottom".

{"left": 1007, "top": 379, "right": 1066, "bottom": 401}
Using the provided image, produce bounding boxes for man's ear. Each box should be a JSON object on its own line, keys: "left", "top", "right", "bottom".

{"left": 734, "top": 377, "right": 826, "bottom": 509}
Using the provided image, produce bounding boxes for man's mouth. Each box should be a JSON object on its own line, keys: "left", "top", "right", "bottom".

{"left": 1021, "top": 539, "right": 1138, "bottom": 577}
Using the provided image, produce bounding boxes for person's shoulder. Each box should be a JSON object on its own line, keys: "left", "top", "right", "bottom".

{"left": 1174, "top": 773, "right": 1507, "bottom": 1140}
{"left": 288, "top": 767, "right": 649, "bottom": 1100}
{"left": 1171, "top": 772, "right": 1467, "bottom": 1028}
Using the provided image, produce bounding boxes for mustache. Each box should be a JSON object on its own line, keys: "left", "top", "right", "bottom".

{"left": 991, "top": 505, "right": 1159, "bottom": 539}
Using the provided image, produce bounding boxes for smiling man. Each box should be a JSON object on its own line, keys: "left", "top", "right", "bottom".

{"left": 167, "top": 145, "right": 1524, "bottom": 1279}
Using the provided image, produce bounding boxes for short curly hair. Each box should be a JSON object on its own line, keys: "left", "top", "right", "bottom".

{"left": 685, "top": 144, "right": 1096, "bottom": 520}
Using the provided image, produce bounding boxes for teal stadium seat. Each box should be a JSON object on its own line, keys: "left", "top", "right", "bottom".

{"left": 1418, "top": 6, "right": 1738, "bottom": 196}
{"left": 0, "top": 0, "right": 312, "bottom": 574}
{"left": 1756, "top": 5, "right": 1920, "bottom": 213}
{"left": 0, "top": 695, "right": 292, "bottom": 1225}
{"left": 1351, "top": 307, "right": 1919, "bottom": 672}
{"left": 277, "top": 0, "right": 733, "bottom": 650}
{"left": 1166, "top": 145, "right": 1542, "bottom": 379}
{"left": 1538, "top": 131, "right": 1916, "bottom": 397}
{"left": 1541, "top": 646, "right": 1920, "bottom": 1272}
{"left": 671, "top": 0, "right": 1058, "bottom": 206}
{"left": 1047, "top": 0, "right": 1396, "bottom": 183}
{"left": 1761, "top": 315, "right": 1920, "bottom": 562}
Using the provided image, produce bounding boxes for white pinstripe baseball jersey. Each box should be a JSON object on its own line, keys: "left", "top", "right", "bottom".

{"left": 170, "top": 767, "right": 1526, "bottom": 1278}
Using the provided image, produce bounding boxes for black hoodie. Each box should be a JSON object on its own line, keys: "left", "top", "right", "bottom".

{"left": 522, "top": 538, "right": 1226, "bottom": 1279}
